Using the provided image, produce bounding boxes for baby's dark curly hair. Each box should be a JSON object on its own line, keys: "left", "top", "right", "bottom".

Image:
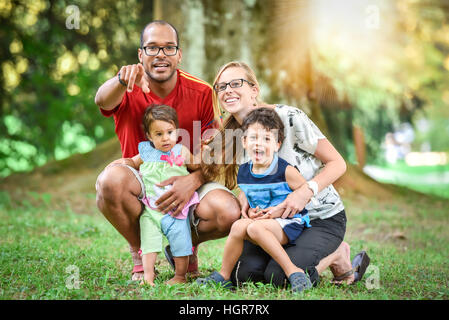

{"left": 142, "top": 104, "right": 179, "bottom": 134}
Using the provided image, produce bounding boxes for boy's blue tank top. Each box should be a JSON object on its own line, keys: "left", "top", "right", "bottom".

{"left": 237, "top": 154, "right": 308, "bottom": 216}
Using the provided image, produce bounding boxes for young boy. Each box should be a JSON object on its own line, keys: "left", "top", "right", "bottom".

{"left": 197, "top": 107, "right": 313, "bottom": 293}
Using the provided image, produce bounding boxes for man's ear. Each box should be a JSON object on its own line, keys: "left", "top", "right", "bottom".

{"left": 138, "top": 47, "right": 143, "bottom": 64}
{"left": 177, "top": 48, "right": 182, "bottom": 65}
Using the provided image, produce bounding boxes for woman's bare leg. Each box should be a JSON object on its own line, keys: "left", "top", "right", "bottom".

{"left": 315, "top": 241, "right": 354, "bottom": 284}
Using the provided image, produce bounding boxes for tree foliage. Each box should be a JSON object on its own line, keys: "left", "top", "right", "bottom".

{"left": 1, "top": 0, "right": 448, "bottom": 176}
{"left": 0, "top": 0, "right": 152, "bottom": 176}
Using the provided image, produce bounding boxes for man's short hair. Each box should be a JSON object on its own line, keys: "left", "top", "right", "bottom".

{"left": 140, "top": 20, "right": 180, "bottom": 48}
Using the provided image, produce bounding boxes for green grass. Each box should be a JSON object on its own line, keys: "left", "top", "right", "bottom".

{"left": 1, "top": 190, "right": 448, "bottom": 300}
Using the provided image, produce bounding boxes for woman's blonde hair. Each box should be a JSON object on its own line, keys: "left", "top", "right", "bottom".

{"left": 202, "top": 61, "right": 263, "bottom": 190}
{"left": 212, "top": 61, "right": 263, "bottom": 110}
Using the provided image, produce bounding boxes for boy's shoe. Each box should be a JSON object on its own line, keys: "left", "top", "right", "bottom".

{"left": 289, "top": 272, "right": 312, "bottom": 293}
{"left": 196, "top": 271, "right": 233, "bottom": 289}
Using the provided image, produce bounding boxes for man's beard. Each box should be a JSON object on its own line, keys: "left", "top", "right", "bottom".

{"left": 144, "top": 68, "right": 176, "bottom": 84}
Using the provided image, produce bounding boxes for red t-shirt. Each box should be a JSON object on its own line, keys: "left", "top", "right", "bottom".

{"left": 100, "top": 69, "right": 217, "bottom": 158}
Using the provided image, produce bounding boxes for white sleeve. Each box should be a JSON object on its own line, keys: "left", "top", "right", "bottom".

{"left": 287, "top": 107, "right": 325, "bottom": 155}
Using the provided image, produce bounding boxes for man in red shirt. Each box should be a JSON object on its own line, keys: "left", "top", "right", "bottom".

{"left": 95, "top": 20, "right": 240, "bottom": 280}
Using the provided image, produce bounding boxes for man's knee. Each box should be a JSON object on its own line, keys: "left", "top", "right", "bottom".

{"left": 96, "top": 166, "right": 141, "bottom": 210}
{"left": 198, "top": 190, "right": 240, "bottom": 232}
{"left": 213, "top": 193, "right": 241, "bottom": 232}
{"left": 97, "top": 167, "right": 123, "bottom": 204}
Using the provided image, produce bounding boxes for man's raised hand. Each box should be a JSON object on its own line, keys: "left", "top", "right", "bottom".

{"left": 119, "top": 63, "right": 150, "bottom": 93}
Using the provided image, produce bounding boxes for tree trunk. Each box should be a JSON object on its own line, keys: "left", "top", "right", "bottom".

{"left": 353, "top": 125, "right": 366, "bottom": 169}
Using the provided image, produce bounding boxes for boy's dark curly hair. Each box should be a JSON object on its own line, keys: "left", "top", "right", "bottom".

{"left": 241, "top": 107, "right": 285, "bottom": 144}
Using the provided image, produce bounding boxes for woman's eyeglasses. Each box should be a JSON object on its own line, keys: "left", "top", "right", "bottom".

{"left": 214, "top": 79, "right": 254, "bottom": 92}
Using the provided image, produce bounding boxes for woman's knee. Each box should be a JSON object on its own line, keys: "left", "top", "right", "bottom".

{"left": 229, "top": 241, "right": 272, "bottom": 286}
{"left": 232, "top": 260, "right": 265, "bottom": 285}
{"left": 263, "top": 260, "right": 286, "bottom": 287}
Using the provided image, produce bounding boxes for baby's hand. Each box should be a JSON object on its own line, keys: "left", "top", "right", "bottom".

{"left": 254, "top": 207, "right": 276, "bottom": 220}
{"left": 248, "top": 206, "right": 264, "bottom": 219}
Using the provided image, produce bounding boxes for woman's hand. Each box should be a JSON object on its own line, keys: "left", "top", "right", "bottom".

{"left": 265, "top": 185, "right": 313, "bottom": 219}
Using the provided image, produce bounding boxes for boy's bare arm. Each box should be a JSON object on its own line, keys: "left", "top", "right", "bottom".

{"left": 285, "top": 165, "right": 307, "bottom": 191}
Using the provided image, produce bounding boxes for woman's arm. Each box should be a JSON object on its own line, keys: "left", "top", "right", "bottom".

{"left": 265, "top": 139, "right": 346, "bottom": 219}
{"left": 285, "top": 165, "right": 307, "bottom": 191}
{"left": 308, "top": 138, "right": 347, "bottom": 193}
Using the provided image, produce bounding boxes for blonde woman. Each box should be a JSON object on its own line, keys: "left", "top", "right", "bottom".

{"left": 201, "top": 61, "right": 370, "bottom": 288}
